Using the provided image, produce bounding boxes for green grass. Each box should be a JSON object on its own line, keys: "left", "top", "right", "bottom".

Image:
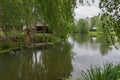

{"left": 81, "top": 63, "right": 120, "bottom": 80}
{"left": 0, "top": 42, "right": 21, "bottom": 53}
{"left": 88, "top": 31, "right": 116, "bottom": 36}
{"left": 33, "top": 33, "right": 61, "bottom": 43}
{"left": 15, "top": 32, "right": 61, "bottom": 43}
{"left": 0, "top": 33, "right": 62, "bottom": 53}
{"left": 88, "top": 31, "right": 103, "bottom": 36}
{"left": 0, "top": 49, "right": 11, "bottom": 53}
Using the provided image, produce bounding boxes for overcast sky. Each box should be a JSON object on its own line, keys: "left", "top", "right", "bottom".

{"left": 74, "top": 0, "right": 101, "bottom": 20}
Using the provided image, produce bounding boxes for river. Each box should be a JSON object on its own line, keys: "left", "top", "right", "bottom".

{"left": 0, "top": 34, "right": 120, "bottom": 80}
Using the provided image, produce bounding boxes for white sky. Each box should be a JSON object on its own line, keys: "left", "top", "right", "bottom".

{"left": 74, "top": 0, "right": 101, "bottom": 20}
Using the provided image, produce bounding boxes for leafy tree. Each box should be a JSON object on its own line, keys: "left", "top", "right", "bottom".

{"left": 90, "top": 16, "right": 103, "bottom": 32}
{"left": 99, "top": 0, "right": 120, "bottom": 44}
{"left": 76, "top": 19, "right": 90, "bottom": 34}
{"left": 0, "top": 0, "right": 76, "bottom": 40}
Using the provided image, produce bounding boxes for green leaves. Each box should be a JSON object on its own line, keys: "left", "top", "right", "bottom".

{"left": 0, "top": 0, "right": 76, "bottom": 38}
{"left": 99, "top": 0, "right": 120, "bottom": 43}
{"left": 76, "top": 19, "right": 89, "bottom": 34}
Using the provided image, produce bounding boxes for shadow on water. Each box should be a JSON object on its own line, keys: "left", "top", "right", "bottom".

{"left": 0, "top": 41, "right": 73, "bottom": 80}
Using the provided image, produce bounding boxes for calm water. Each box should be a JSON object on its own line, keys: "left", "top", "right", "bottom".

{"left": 0, "top": 34, "right": 120, "bottom": 80}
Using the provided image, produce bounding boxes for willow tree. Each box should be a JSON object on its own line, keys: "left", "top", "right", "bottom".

{"left": 0, "top": 0, "right": 76, "bottom": 41}
{"left": 0, "top": 0, "right": 24, "bottom": 37}
{"left": 36, "top": 0, "right": 76, "bottom": 39}
{"left": 99, "top": 0, "right": 120, "bottom": 44}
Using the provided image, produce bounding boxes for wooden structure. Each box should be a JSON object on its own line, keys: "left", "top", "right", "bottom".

{"left": 33, "top": 23, "right": 51, "bottom": 33}
{"left": 23, "top": 23, "right": 52, "bottom": 33}
{"left": 91, "top": 27, "right": 97, "bottom": 31}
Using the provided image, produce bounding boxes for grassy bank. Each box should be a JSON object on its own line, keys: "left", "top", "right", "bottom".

{"left": 0, "top": 33, "right": 62, "bottom": 53}
{"left": 33, "top": 33, "right": 61, "bottom": 43}
{"left": 0, "top": 42, "right": 21, "bottom": 53}
{"left": 88, "top": 31, "right": 116, "bottom": 36}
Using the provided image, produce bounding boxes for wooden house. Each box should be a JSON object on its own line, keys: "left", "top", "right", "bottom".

{"left": 33, "top": 23, "right": 51, "bottom": 33}
{"left": 23, "top": 23, "right": 51, "bottom": 33}
{"left": 36, "top": 23, "right": 48, "bottom": 33}
{"left": 91, "top": 27, "right": 97, "bottom": 31}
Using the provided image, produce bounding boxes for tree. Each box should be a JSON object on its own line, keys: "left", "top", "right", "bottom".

{"left": 76, "top": 19, "right": 90, "bottom": 34}
{"left": 0, "top": 0, "right": 76, "bottom": 40}
{"left": 99, "top": 0, "right": 120, "bottom": 44}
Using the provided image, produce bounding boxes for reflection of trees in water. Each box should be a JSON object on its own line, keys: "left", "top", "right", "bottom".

{"left": 72, "top": 34, "right": 112, "bottom": 55}
{"left": 0, "top": 41, "right": 73, "bottom": 80}
{"left": 72, "top": 34, "right": 98, "bottom": 50}
{"left": 0, "top": 51, "right": 23, "bottom": 80}
{"left": 72, "top": 34, "right": 89, "bottom": 44}
{"left": 43, "top": 42, "right": 73, "bottom": 80}
{"left": 20, "top": 49, "right": 39, "bottom": 80}
{"left": 96, "top": 35, "right": 112, "bottom": 55}
{"left": 22, "top": 42, "right": 72, "bottom": 80}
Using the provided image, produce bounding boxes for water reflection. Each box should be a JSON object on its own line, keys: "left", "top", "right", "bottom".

{"left": 0, "top": 34, "right": 120, "bottom": 80}
{"left": 71, "top": 34, "right": 112, "bottom": 55}
{"left": 0, "top": 51, "right": 22, "bottom": 80}
{"left": 0, "top": 41, "right": 73, "bottom": 80}
{"left": 70, "top": 34, "right": 120, "bottom": 79}
{"left": 96, "top": 35, "right": 112, "bottom": 55}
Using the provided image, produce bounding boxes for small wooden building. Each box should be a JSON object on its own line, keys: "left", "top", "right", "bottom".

{"left": 36, "top": 23, "right": 48, "bottom": 33}
{"left": 23, "top": 23, "right": 52, "bottom": 33}
{"left": 34, "top": 23, "right": 51, "bottom": 33}
{"left": 91, "top": 27, "right": 97, "bottom": 31}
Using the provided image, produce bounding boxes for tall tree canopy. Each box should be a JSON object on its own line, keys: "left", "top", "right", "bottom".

{"left": 0, "top": 0, "right": 120, "bottom": 42}
{"left": 0, "top": 0, "right": 76, "bottom": 38}
{"left": 99, "top": 0, "right": 120, "bottom": 43}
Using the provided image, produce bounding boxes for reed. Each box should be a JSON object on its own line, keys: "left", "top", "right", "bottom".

{"left": 81, "top": 63, "right": 120, "bottom": 80}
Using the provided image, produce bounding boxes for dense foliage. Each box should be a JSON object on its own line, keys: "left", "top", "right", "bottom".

{"left": 0, "top": 0, "right": 120, "bottom": 42}
{"left": 75, "top": 19, "right": 90, "bottom": 34}
{"left": 75, "top": 16, "right": 103, "bottom": 35}
{"left": 99, "top": 0, "right": 120, "bottom": 43}
{"left": 0, "top": 0, "right": 76, "bottom": 38}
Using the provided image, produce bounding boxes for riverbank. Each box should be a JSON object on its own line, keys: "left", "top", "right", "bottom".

{"left": 0, "top": 42, "right": 21, "bottom": 53}
{"left": 0, "top": 40, "right": 62, "bottom": 53}
{"left": 0, "top": 32, "right": 116, "bottom": 53}
{"left": 0, "top": 47, "right": 21, "bottom": 53}
{"left": 0, "top": 32, "right": 107, "bottom": 53}
{"left": 88, "top": 31, "right": 116, "bottom": 36}
{"left": 0, "top": 41, "right": 61, "bottom": 53}
{"left": 22, "top": 38, "right": 63, "bottom": 48}
{"left": 0, "top": 33, "right": 62, "bottom": 53}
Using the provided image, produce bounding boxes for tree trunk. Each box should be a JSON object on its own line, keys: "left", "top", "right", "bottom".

{"left": 25, "top": 22, "right": 31, "bottom": 45}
